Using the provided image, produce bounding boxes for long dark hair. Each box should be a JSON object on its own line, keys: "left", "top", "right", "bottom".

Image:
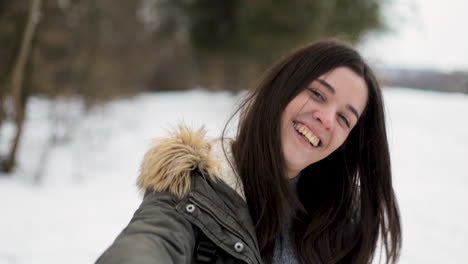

{"left": 224, "top": 40, "right": 401, "bottom": 263}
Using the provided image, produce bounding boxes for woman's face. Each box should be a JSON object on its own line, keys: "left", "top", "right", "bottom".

{"left": 281, "top": 67, "right": 368, "bottom": 178}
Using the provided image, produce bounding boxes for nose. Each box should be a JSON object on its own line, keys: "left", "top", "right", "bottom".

{"left": 312, "top": 110, "right": 334, "bottom": 130}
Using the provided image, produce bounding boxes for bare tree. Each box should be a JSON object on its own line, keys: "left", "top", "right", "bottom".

{"left": 2, "top": 0, "right": 41, "bottom": 173}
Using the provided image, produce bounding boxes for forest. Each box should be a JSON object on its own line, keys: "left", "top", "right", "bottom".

{"left": 0, "top": 0, "right": 386, "bottom": 173}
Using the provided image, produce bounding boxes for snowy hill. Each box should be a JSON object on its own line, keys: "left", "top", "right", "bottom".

{"left": 0, "top": 88, "right": 467, "bottom": 263}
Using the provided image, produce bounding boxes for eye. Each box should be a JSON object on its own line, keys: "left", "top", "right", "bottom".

{"left": 307, "top": 88, "right": 325, "bottom": 101}
{"left": 338, "top": 113, "right": 350, "bottom": 128}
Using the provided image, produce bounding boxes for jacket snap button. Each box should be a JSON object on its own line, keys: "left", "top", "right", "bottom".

{"left": 186, "top": 204, "right": 196, "bottom": 213}
{"left": 234, "top": 242, "right": 244, "bottom": 253}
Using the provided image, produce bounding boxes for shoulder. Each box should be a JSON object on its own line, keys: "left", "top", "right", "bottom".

{"left": 137, "top": 125, "right": 242, "bottom": 200}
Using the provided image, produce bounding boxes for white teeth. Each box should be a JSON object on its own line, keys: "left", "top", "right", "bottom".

{"left": 292, "top": 121, "right": 320, "bottom": 147}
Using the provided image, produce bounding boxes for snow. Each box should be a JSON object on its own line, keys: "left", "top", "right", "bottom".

{"left": 0, "top": 88, "right": 467, "bottom": 263}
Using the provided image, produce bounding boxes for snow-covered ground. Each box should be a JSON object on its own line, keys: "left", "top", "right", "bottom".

{"left": 0, "top": 88, "right": 466, "bottom": 264}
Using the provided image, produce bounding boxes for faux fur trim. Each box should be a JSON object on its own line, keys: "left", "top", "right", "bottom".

{"left": 210, "top": 138, "right": 246, "bottom": 200}
{"left": 137, "top": 126, "right": 220, "bottom": 199}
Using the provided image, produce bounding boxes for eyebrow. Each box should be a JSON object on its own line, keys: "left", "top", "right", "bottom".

{"left": 317, "top": 79, "right": 335, "bottom": 94}
{"left": 347, "top": 104, "right": 360, "bottom": 120}
{"left": 316, "top": 78, "right": 360, "bottom": 120}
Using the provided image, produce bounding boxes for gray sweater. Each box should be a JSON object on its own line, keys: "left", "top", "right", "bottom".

{"left": 272, "top": 175, "right": 301, "bottom": 264}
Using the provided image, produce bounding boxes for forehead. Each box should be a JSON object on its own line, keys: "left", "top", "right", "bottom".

{"left": 317, "top": 67, "right": 368, "bottom": 114}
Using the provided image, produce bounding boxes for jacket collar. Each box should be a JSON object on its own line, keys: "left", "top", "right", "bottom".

{"left": 138, "top": 126, "right": 261, "bottom": 262}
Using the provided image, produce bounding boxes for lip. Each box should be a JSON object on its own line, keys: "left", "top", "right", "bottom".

{"left": 293, "top": 120, "right": 324, "bottom": 147}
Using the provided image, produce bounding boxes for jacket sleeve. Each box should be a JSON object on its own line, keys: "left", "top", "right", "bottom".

{"left": 96, "top": 191, "right": 196, "bottom": 264}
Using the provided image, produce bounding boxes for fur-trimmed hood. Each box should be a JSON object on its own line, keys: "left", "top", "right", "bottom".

{"left": 137, "top": 126, "right": 245, "bottom": 200}
{"left": 100, "top": 126, "right": 261, "bottom": 264}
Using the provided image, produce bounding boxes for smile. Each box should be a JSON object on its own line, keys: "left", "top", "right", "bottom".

{"left": 292, "top": 121, "right": 321, "bottom": 147}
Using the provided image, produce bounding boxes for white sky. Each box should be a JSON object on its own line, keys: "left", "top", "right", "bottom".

{"left": 359, "top": 0, "right": 468, "bottom": 72}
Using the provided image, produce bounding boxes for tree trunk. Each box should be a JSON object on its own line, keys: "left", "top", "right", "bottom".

{"left": 2, "top": 0, "right": 42, "bottom": 173}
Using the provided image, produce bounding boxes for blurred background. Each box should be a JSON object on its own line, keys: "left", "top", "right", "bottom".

{"left": 0, "top": 0, "right": 467, "bottom": 263}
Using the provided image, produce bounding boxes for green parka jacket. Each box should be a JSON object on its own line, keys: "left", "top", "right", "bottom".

{"left": 96, "top": 127, "right": 263, "bottom": 264}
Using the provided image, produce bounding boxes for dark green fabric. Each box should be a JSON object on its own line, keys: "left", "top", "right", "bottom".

{"left": 96, "top": 171, "right": 262, "bottom": 264}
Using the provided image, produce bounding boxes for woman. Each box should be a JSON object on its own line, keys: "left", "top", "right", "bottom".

{"left": 96, "top": 40, "right": 401, "bottom": 264}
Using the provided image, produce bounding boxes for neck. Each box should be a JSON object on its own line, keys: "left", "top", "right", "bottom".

{"left": 287, "top": 169, "right": 300, "bottom": 179}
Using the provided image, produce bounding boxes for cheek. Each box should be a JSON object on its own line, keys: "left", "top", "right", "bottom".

{"left": 285, "top": 93, "right": 310, "bottom": 115}
{"left": 329, "top": 132, "right": 349, "bottom": 152}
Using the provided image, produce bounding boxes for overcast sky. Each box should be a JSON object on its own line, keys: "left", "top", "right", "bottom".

{"left": 359, "top": 0, "right": 467, "bottom": 72}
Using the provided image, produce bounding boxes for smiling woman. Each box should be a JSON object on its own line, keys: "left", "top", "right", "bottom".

{"left": 281, "top": 67, "right": 368, "bottom": 179}
{"left": 96, "top": 40, "right": 401, "bottom": 264}
{"left": 230, "top": 40, "right": 401, "bottom": 263}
